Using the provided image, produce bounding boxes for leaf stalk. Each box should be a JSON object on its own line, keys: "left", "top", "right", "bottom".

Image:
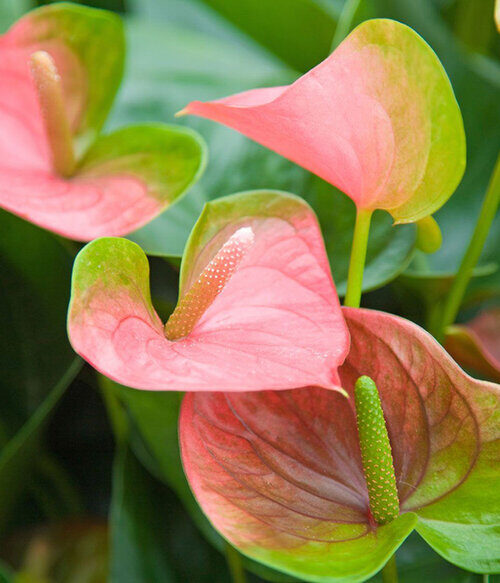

{"left": 436, "top": 153, "right": 500, "bottom": 341}
{"left": 381, "top": 554, "right": 399, "bottom": 583}
{"left": 225, "top": 542, "right": 247, "bottom": 583}
{"left": 344, "top": 208, "right": 372, "bottom": 308}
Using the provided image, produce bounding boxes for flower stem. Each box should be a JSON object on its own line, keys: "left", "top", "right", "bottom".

{"left": 29, "top": 51, "right": 76, "bottom": 178}
{"left": 224, "top": 542, "right": 247, "bottom": 583}
{"left": 426, "top": 299, "right": 444, "bottom": 337}
{"left": 382, "top": 555, "right": 399, "bottom": 583}
{"left": 483, "top": 575, "right": 490, "bottom": 583}
{"left": 344, "top": 209, "right": 372, "bottom": 308}
{"left": 437, "top": 153, "right": 500, "bottom": 342}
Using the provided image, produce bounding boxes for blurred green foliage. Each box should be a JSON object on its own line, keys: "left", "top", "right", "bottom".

{"left": 0, "top": 0, "right": 499, "bottom": 581}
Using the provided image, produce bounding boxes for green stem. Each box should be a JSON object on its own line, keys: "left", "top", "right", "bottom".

{"left": 426, "top": 299, "right": 444, "bottom": 337}
{"left": 381, "top": 555, "right": 399, "bottom": 583}
{"left": 224, "top": 542, "right": 247, "bottom": 583}
{"left": 437, "top": 154, "right": 500, "bottom": 342}
{"left": 344, "top": 209, "right": 373, "bottom": 308}
{"left": 483, "top": 574, "right": 490, "bottom": 583}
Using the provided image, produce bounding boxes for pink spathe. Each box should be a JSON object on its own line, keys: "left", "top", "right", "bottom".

{"left": 182, "top": 20, "right": 465, "bottom": 222}
{"left": 179, "top": 307, "right": 499, "bottom": 561}
{"left": 0, "top": 27, "right": 159, "bottom": 240}
{"left": 68, "top": 212, "right": 349, "bottom": 392}
{"left": 0, "top": 12, "right": 198, "bottom": 241}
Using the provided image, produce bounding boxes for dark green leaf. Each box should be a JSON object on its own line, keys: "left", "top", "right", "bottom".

{"left": 397, "top": 263, "right": 497, "bottom": 307}
{"left": 103, "top": 378, "right": 297, "bottom": 582}
{"left": 110, "top": 444, "right": 246, "bottom": 583}
{"left": 110, "top": 446, "right": 178, "bottom": 583}
{"left": 0, "top": 211, "right": 75, "bottom": 432}
{"left": 0, "top": 559, "right": 13, "bottom": 583}
{"left": 192, "top": 0, "right": 340, "bottom": 71}
{"left": 0, "top": 359, "right": 80, "bottom": 533}
{"left": 0, "top": 210, "right": 81, "bottom": 532}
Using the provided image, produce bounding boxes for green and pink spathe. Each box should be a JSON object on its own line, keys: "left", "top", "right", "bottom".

{"left": 180, "top": 308, "right": 500, "bottom": 582}
{"left": 180, "top": 19, "right": 465, "bottom": 224}
{"left": 68, "top": 190, "right": 349, "bottom": 391}
{"left": 0, "top": 3, "right": 205, "bottom": 241}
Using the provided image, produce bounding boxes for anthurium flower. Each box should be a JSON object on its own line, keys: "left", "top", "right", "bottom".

{"left": 180, "top": 308, "right": 500, "bottom": 583}
{"left": 68, "top": 190, "right": 349, "bottom": 391}
{"left": 180, "top": 19, "right": 465, "bottom": 224}
{"left": 446, "top": 307, "right": 500, "bottom": 382}
{"left": 0, "top": 3, "right": 205, "bottom": 241}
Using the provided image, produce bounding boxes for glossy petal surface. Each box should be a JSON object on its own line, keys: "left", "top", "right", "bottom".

{"left": 445, "top": 308, "right": 500, "bottom": 383}
{"left": 68, "top": 190, "right": 349, "bottom": 392}
{"left": 183, "top": 19, "right": 465, "bottom": 222}
{"left": 180, "top": 308, "right": 499, "bottom": 580}
{"left": 0, "top": 6, "right": 205, "bottom": 240}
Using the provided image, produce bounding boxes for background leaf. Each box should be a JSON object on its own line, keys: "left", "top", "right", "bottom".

{"left": 0, "top": 0, "right": 31, "bottom": 32}
{"left": 0, "top": 559, "right": 13, "bottom": 583}
{"left": 445, "top": 308, "right": 500, "bottom": 382}
{"left": 110, "top": 446, "right": 177, "bottom": 582}
{"left": 369, "top": 532, "right": 486, "bottom": 582}
{"left": 0, "top": 211, "right": 81, "bottom": 532}
{"left": 0, "top": 359, "right": 80, "bottom": 534}
{"left": 0, "top": 211, "right": 75, "bottom": 432}
{"left": 190, "top": 0, "right": 340, "bottom": 72}
{"left": 103, "top": 377, "right": 298, "bottom": 583}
